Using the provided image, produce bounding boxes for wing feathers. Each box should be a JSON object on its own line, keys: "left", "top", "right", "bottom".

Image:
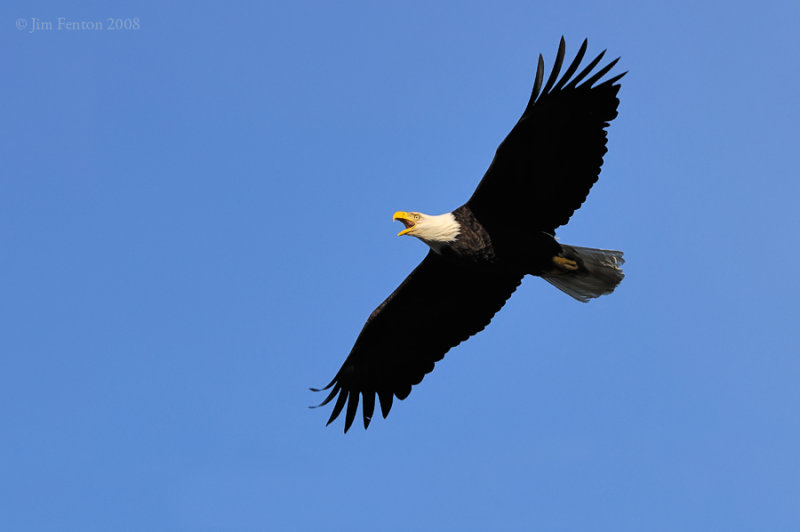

{"left": 553, "top": 38, "right": 588, "bottom": 92}
{"left": 326, "top": 389, "right": 348, "bottom": 426}
{"left": 597, "top": 71, "right": 627, "bottom": 89}
{"left": 362, "top": 391, "right": 375, "bottom": 429}
{"left": 540, "top": 36, "right": 566, "bottom": 96}
{"left": 466, "top": 38, "right": 624, "bottom": 236}
{"left": 582, "top": 57, "right": 620, "bottom": 88}
{"left": 309, "top": 382, "right": 340, "bottom": 409}
{"left": 344, "top": 391, "right": 360, "bottom": 432}
{"left": 566, "top": 49, "right": 607, "bottom": 89}
{"left": 395, "top": 383, "right": 412, "bottom": 400}
{"left": 378, "top": 390, "right": 393, "bottom": 418}
{"left": 526, "top": 55, "right": 546, "bottom": 113}
{"left": 315, "top": 252, "right": 522, "bottom": 432}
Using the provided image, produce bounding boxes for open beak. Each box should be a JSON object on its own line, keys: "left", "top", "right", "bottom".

{"left": 393, "top": 211, "right": 416, "bottom": 236}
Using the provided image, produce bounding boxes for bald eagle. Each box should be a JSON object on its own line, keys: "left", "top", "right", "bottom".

{"left": 313, "top": 38, "right": 626, "bottom": 432}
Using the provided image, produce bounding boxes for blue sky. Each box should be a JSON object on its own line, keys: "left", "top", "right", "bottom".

{"left": 2, "top": 1, "right": 799, "bottom": 530}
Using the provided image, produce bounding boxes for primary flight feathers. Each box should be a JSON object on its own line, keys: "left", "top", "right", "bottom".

{"left": 312, "top": 37, "right": 626, "bottom": 432}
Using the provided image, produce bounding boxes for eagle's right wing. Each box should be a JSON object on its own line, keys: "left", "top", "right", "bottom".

{"left": 313, "top": 251, "right": 522, "bottom": 432}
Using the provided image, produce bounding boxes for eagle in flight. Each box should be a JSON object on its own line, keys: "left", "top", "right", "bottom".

{"left": 313, "top": 38, "right": 626, "bottom": 432}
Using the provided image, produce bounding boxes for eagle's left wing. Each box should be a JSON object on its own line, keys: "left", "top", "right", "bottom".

{"left": 466, "top": 38, "right": 624, "bottom": 237}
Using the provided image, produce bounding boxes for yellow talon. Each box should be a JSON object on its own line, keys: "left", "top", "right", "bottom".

{"left": 553, "top": 256, "right": 579, "bottom": 271}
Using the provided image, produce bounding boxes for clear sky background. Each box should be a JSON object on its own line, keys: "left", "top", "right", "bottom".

{"left": 3, "top": 1, "right": 799, "bottom": 530}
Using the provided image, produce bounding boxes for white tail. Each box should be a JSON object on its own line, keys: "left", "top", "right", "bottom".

{"left": 542, "top": 245, "right": 625, "bottom": 303}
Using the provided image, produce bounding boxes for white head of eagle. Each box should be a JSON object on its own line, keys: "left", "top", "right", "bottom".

{"left": 393, "top": 211, "right": 461, "bottom": 252}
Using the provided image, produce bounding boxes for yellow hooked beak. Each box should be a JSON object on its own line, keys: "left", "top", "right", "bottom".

{"left": 393, "top": 211, "right": 416, "bottom": 236}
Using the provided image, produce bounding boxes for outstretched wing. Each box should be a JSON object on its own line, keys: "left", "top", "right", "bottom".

{"left": 313, "top": 251, "right": 522, "bottom": 432}
{"left": 466, "top": 37, "right": 625, "bottom": 236}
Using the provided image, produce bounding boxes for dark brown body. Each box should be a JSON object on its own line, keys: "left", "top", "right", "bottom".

{"left": 446, "top": 205, "right": 563, "bottom": 276}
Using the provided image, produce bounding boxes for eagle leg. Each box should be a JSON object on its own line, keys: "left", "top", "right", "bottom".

{"left": 552, "top": 256, "right": 579, "bottom": 271}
